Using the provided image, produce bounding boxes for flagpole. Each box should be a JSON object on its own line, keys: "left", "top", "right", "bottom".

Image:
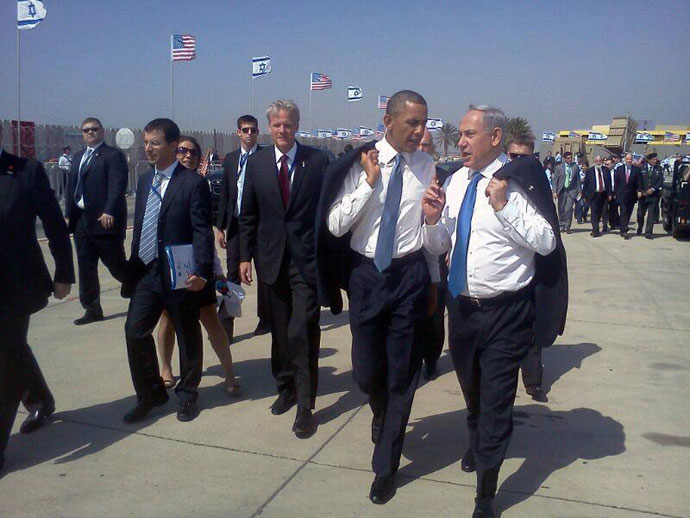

{"left": 309, "top": 74, "right": 312, "bottom": 134}
{"left": 251, "top": 77, "right": 255, "bottom": 116}
{"left": 16, "top": 28, "right": 21, "bottom": 156}
{"left": 170, "top": 36, "right": 174, "bottom": 120}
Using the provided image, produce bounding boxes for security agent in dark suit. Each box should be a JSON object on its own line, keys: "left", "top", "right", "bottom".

{"left": 215, "top": 115, "right": 270, "bottom": 338}
{"left": 615, "top": 152, "right": 642, "bottom": 239}
{"left": 65, "top": 117, "right": 129, "bottom": 325}
{"left": 121, "top": 119, "right": 214, "bottom": 424}
{"left": 637, "top": 153, "right": 664, "bottom": 239}
{"left": 582, "top": 155, "right": 612, "bottom": 237}
{"left": 0, "top": 146, "right": 75, "bottom": 471}
{"left": 239, "top": 99, "right": 329, "bottom": 439}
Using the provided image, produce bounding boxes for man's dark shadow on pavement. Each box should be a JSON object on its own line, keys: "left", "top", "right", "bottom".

{"left": 397, "top": 342, "right": 623, "bottom": 514}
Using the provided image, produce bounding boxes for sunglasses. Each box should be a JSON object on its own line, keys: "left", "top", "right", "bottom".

{"left": 176, "top": 147, "right": 200, "bottom": 157}
{"left": 240, "top": 127, "right": 259, "bottom": 134}
{"left": 508, "top": 152, "right": 530, "bottom": 160}
{"left": 82, "top": 127, "right": 101, "bottom": 133}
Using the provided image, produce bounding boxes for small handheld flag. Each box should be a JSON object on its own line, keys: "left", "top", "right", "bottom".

{"left": 172, "top": 35, "right": 196, "bottom": 61}
{"left": 252, "top": 56, "right": 271, "bottom": 78}
{"left": 17, "top": 0, "right": 47, "bottom": 30}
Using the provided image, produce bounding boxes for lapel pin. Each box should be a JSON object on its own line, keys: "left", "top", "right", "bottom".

{"left": 301, "top": 161, "right": 305, "bottom": 168}
{"left": 529, "top": 185, "right": 534, "bottom": 190}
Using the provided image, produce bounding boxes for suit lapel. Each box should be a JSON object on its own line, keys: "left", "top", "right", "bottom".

{"left": 160, "top": 163, "right": 187, "bottom": 217}
{"left": 0, "top": 152, "right": 17, "bottom": 226}
{"left": 81, "top": 143, "right": 105, "bottom": 177}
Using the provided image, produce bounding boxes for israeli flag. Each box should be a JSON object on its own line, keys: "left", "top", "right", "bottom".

{"left": 426, "top": 118, "right": 443, "bottom": 130}
{"left": 317, "top": 130, "right": 331, "bottom": 139}
{"left": 18, "top": 0, "right": 47, "bottom": 30}
{"left": 336, "top": 128, "right": 352, "bottom": 139}
{"left": 542, "top": 131, "right": 556, "bottom": 142}
{"left": 298, "top": 131, "right": 311, "bottom": 138}
{"left": 348, "top": 86, "right": 363, "bottom": 102}
{"left": 359, "top": 127, "right": 375, "bottom": 137}
{"left": 252, "top": 56, "right": 271, "bottom": 78}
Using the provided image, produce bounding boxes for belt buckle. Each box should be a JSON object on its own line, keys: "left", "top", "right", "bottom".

{"left": 469, "top": 296, "right": 481, "bottom": 308}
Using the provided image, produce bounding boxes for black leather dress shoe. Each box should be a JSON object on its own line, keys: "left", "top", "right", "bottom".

{"left": 20, "top": 401, "right": 56, "bottom": 434}
{"left": 645, "top": 235, "right": 654, "bottom": 240}
{"left": 253, "top": 321, "right": 271, "bottom": 336}
{"left": 423, "top": 361, "right": 438, "bottom": 381}
{"left": 526, "top": 385, "right": 548, "bottom": 402}
{"left": 369, "top": 472, "right": 396, "bottom": 504}
{"left": 371, "top": 413, "right": 383, "bottom": 444}
{"left": 461, "top": 447, "right": 476, "bottom": 472}
{"left": 177, "top": 399, "right": 199, "bottom": 422}
{"left": 271, "top": 393, "right": 296, "bottom": 415}
{"left": 473, "top": 495, "right": 496, "bottom": 517}
{"left": 292, "top": 407, "right": 316, "bottom": 438}
{"left": 123, "top": 393, "right": 169, "bottom": 423}
{"left": 73, "top": 312, "right": 104, "bottom": 325}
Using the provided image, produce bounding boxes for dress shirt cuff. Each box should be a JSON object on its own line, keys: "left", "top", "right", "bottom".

{"left": 494, "top": 196, "right": 521, "bottom": 229}
{"left": 421, "top": 222, "right": 449, "bottom": 256}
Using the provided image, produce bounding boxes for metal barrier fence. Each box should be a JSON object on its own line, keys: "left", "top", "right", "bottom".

{"left": 44, "top": 161, "right": 155, "bottom": 199}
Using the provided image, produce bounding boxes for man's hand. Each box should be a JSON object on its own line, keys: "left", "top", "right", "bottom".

{"left": 485, "top": 178, "right": 508, "bottom": 211}
{"left": 98, "top": 213, "right": 114, "bottom": 229}
{"left": 422, "top": 174, "right": 446, "bottom": 225}
{"left": 185, "top": 275, "right": 207, "bottom": 292}
{"left": 552, "top": 193, "right": 558, "bottom": 200}
{"left": 360, "top": 149, "right": 381, "bottom": 187}
{"left": 53, "top": 282, "right": 71, "bottom": 300}
{"left": 239, "top": 261, "right": 253, "bottom": 285}
{"left": 214, "top": 227, "right": 227, "bottom": 249}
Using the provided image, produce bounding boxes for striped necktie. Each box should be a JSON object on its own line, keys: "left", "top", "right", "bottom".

{"left": 138, "top": 171, "right": 164, "bottom": 265}
{"left": 374, "top": 154, "right": 403, "bottom": 272}
{"left": 73, "top": 147, "right": 94, "bottom": 204}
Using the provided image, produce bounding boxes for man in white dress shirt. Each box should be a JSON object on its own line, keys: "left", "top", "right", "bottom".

{"left": 422, "top": 105, "right": 556, "bottom": 518}
{"left": 327, "top": 90, "right": 436, "bottom": 504}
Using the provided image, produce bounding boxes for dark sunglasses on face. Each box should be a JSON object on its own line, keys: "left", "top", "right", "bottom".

{"left": 176, "top": 147, "right": 200, "bottom": 157}
{"left": 82, "top": 127, "right": 101, "bottom": 133}
{"left": 508, "top": 152, "right": 530, "bottom": 160}
{"left": 240, "top": 127, "right": 259, "bottom": 134}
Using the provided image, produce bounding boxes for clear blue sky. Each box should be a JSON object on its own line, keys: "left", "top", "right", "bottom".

{"left": 1, "top": 0, "right": 689, "bottom": 137}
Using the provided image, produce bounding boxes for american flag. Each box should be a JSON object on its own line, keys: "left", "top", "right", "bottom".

{"left": 172, "top": 35, "right": 196, "bottom": 61}
{"left": 310, "top": 72, "right": 332, "bottom": 91}
{"left": 377, "top": 95, "right": 389, "bottom": 110}
{"left": 664, "top": 131, "right": 680, "bottom": 143}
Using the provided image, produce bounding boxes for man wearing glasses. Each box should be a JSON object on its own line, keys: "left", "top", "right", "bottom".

{"left": 65, "top": 117, "right": 129, "bottom": 325}
{"left": 216, "top": 115, "right": 270, "bottom": 337}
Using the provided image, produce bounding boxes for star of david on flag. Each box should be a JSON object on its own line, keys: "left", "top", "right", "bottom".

{"left": 348, "top": 86, "right": 363, "bottom": 102}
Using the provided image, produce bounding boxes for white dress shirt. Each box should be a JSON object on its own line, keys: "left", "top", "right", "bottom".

{"left": 76, "top": 141, "right": 104, "bottom": 209}
{"left": 236, "top": 144, "right": 258, "bottom": 214}
{"left": 594, "top": 166, "right": 605, "bottom": 192}
{"left": 327, "top": 136, "right": 439, "bottom": 281}
{"left": 155, "top": 159, "right": 178, "bottom": 199}
{"left": 422, "top": 154, "right": 556, "bottom": 298}
{"left": 273, "top": 142, "right": 298, "bottom": 186}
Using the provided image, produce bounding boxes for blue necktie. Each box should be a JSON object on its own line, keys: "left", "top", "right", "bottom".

{"left": 448, "top": 172, "right": 482, "bottom": 297}
{"left": 374, "top": 154, "right": 403, "bottom": 272}
{"left": 73, "top": 147, "right": 93, "bottom": 204}
{"left": 138, "top": 172, "right": 164, "bottom": 265}
{"left": 238, "top": 152, "right": 249, "bottom": 176}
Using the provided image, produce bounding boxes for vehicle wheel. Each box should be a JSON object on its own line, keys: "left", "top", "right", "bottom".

{"left": 672, "top": 227, "right": 690, "bottom": 239}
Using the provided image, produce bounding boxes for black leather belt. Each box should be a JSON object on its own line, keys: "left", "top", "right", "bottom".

{"left": 354, "top": 249, "right": 424, "bottom": 269}
{"left": 457, "top": 283, "right": 533, "bottom": 309}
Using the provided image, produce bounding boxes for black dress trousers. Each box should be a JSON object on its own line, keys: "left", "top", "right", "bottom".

{"left": 73, "top": 213, "right": 128, "bottom": 316}
{"left": 447, "top": 287, "right": 534, "bottom": 497}
{"left": 0, "top": 311, "right": 54, "bottom": 457}
{"left": 124, "top": 262, "right": 202, "bottom": 403}
{"left": 422, "top": 256, "right": 448, "bottom": 367}
{"left": 265, "top": 247, "right": 320, "bottom": 409}
{"left": 589, "top": 192, "right": 607, "bottom": 232}
{"left": 349, "top": 251, "right": 429, "bottom": 476}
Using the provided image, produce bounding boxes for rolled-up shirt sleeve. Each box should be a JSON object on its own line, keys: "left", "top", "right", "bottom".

{"left": 495, "top": 188, "right": 556, "bottom": 256}
{"left": 327, "top": 166, "right": 375, "bottom": 237}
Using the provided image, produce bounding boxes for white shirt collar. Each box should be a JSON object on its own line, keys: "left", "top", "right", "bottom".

{"left": 87, "top": 141, "right": 104, "bottom": 153}
{"left": 377, "top": 135, "right": 414, "bottom": 165}
{"left": 241, "top": 144, "right": 258, "bottom": 157}
{"left": 274, "top": 142, "right": 297, "bottom": 165}
{"left": 155, "top": 160, "right": 178, "bottom": 179}
{"left": 470, "top": 153, "right": 508, "bottom": 180}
